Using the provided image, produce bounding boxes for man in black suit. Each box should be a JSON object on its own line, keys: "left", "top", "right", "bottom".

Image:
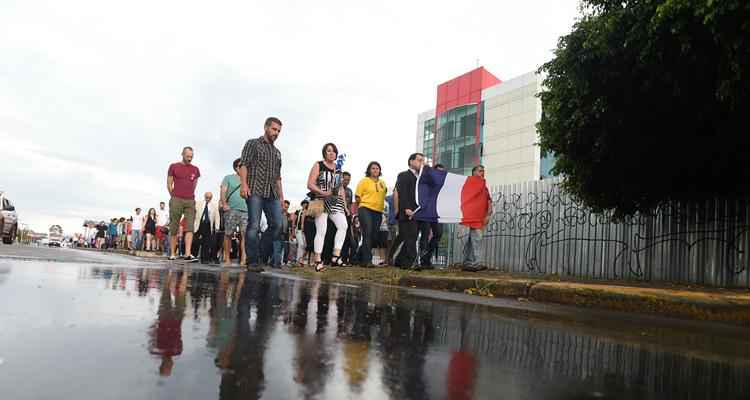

{"left": 394, "top": 152, "right": 425, "bottom": 268}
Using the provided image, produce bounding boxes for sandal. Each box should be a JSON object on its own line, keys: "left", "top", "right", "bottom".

{"left": 314, "top": 261, "right": 326, "bottom": 273}
{"left": 331, "top": 256, "right": 345, "bottom": 267}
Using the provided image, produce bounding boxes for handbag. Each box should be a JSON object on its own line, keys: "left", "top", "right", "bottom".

{"left": 307, "top": 199, "right": 325, "bottom": 218}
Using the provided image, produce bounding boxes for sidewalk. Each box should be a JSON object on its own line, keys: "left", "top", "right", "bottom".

{"left": 283, "top": 266, "right": 750, "bottom": 325}
{"left": 84, "top": 247, "right": 750, "bottom": 324}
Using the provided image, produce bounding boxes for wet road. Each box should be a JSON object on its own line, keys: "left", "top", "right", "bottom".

{"left": 1, "top": 246, "right": 749, "bottom": 400}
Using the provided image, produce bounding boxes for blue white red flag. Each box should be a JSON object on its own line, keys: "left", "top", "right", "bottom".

{"left": 414, "top": 166, "right": 491, "bottom": 229}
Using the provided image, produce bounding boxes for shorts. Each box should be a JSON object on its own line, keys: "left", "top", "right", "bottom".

{"left": 224, "top": 209, "right": 248, "bottom": 233}
{"left": 169, "top": 197, "right": 196, "bottom": 234}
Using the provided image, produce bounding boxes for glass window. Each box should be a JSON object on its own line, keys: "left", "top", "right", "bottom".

{"left": 435, "top": 104, "right": 479, "bottom": 174}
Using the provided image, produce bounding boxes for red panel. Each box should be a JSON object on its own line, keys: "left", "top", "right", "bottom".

{"left": 458, "top": 74, "right": 471, "bottom": 97}
{"left": 433, "top": 67, "right": 504, "bottom": 167}
{"left": 470, "top": 70, "right": 482, "bottom": 92}
{"left": 481, "top": 68, "right": 502, "bottom": 89}
{"left": 447, "top": 81, "right": 458, "bottom": 101}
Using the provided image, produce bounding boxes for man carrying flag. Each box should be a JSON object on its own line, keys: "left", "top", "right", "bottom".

{"left": 461, "top": 165, "right": 492, "bottom": 272}
{"left": 414, "top": 164, "right": 493, "bottom": 272}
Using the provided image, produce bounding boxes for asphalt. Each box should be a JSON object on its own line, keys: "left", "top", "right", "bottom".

{"left": 1, "top": 244, "right": 749, "bottom": 399}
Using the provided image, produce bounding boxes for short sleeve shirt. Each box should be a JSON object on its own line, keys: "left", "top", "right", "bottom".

{"left": 221, "top": 174, "right": 248, "bottom": 211}
{"left": 355, "top": 177, "right": 387, "bottom": 213}
{"left": 240, "top": 136, "right": 282, "bottom": 199}
{"left": 156, "top": 209, "right": 169, "bottom": 226}
{"left": 168, "top": 162, "right": 201, "bottom": 200}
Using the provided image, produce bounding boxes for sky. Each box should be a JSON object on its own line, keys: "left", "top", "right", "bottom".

{"left": 0, "top": 0, "right": 580, "bottom": 235}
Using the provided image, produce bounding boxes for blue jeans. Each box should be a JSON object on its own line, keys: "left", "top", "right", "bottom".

{"left": 163, "top": 234, "right": 171, "bottom": 256}
{"left": 357, "top": 207, "right": 381, "bottom": 265}
{"left": 272, "top": 240, "right": 282, "bottom": 267}
{"left": 132, "top": 230, "right": 142, "bottom": 250}
{"left": 244, "top": 195, "right": 282, "bottom": 266}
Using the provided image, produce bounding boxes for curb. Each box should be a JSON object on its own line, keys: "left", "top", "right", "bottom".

{"left": 398, "top": 275, "right": 750, "bottom": 324}
{"left": 399, "top": 275, "right": 533, "bottom": 298}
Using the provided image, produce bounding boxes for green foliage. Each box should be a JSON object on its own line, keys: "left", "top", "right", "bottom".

{"left": 538, "top": 0, "right": 750, "bottom": 217}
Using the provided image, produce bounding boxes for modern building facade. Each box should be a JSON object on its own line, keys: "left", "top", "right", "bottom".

{"left": 416, "top": 67, "right": 554, "bottom": 185}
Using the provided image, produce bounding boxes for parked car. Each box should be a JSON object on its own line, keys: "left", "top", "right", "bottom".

{"left": 0, "top": 191, "right": 18, "bottom": 244}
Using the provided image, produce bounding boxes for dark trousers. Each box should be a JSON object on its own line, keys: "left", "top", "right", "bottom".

{"left": 193, "top": 221, "right": 215, "bottom": 263}
{"left": 357, "top": 207, "right": 381, "bottom": 265}
{"left": 395, "top": 219, "right": 418, "bottom": 267}
{"left": 259, "top": 229, "right": 274, "bottom": 264}
{"left": 340, "top": 215, "right": 353, "bottom": 264}
{"left": 418, "top": 222, "right": 442, "bottom": 266}
{"left": 322, "top": 219, "right": 336, "bottom": 264}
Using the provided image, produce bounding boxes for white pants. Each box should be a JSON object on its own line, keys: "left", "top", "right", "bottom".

{"left": 314, "top": 212, "right": 348, "bottom": 254}
{"left": 296, "top": 229, "right": 306, "bottom": 260}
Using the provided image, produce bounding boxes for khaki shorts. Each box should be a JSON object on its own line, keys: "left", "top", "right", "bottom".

{"left": 169, "top": 197, "right": 196, "bottom": 234}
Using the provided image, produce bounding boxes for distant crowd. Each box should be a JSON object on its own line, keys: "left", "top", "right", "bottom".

{"left": 88, "top": 116, "right": 492, "bottom": 272}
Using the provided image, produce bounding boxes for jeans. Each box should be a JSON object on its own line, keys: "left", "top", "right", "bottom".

{"left": 357, "top": 207, "right": 381, "bottom": 265}
{"left": 463, "top": 228, "right": 484, "bottom": 267}
{"left": 131, "top": 230, "right": 142, "bottom": 250}
{"left": 272, "top": 240, "right": 282, "bottom": 267}
{"left": 245, "top": 195, "right": 282, "bottom": 266}
{"left": 163, "top": 234, "right": 171, "bottom": 256}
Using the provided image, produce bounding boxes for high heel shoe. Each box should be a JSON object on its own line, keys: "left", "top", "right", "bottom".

{"left": 330, "top": 255, "right": 345, "bottom": 267}
{"left": 314, "top": 261, "right": 326, "bottom": 272}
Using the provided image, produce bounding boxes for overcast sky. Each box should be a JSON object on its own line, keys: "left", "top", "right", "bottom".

{"left": 0, "top": 0, "right": 579, "bottom": 235}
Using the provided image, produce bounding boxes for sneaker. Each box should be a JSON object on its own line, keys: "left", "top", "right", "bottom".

{"left": 185, "top": 255, "right": 199, "bottom": 263}
{"left": 168, "top": 255, "right": 177, "bottom": 261}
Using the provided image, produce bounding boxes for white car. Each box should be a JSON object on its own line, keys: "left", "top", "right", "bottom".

{"left": 0, "top": 191, "right": 18, "bottom": 245}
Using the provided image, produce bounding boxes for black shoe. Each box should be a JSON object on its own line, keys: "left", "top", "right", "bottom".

{"left": 185, "top": 255, "right": 199, "bottom": 263}
{"left": 462, "top": 265, "right": 487, "bottom": 272}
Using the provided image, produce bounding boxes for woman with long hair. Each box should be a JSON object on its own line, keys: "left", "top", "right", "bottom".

{"left": 306, "top": 143, "right": 349, "bottom": 272}
{"left": 144, "top": 208, "right": 158, "bottom": 251}
{"left": 354, "top": 161, "right": 387, "bottom": 267}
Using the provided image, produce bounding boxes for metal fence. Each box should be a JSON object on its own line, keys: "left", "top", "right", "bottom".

{"left": 448, "top": 178, "right": 750, "bottom": 288}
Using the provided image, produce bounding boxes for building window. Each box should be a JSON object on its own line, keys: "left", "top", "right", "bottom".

{"left": 434, "top": 104, "right": 479, "bottom": 175}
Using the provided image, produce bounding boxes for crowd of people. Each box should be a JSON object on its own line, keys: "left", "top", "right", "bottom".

{"left": 91, "top": 116, "right": 492, "bottom": 272}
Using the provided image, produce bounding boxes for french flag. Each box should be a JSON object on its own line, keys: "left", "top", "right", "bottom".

{"left": 414, "top": 166, "right": 491, "bottom": 229}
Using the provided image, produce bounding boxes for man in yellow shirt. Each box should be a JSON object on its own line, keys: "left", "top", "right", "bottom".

{"left": 354, "top": 161, "right": 387, "bottom": 266}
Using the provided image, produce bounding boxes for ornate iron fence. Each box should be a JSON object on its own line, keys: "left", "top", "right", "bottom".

{"left": 449, "top": 178, "right": 750, "bottom": 288}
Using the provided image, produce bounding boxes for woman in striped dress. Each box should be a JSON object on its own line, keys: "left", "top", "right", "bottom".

{"left": 306, "top": 143, "right": 349, "bottom": 272}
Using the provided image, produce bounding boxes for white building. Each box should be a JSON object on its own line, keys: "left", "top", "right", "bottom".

{"left": 416, "top": 67, "right": 552, "bottom": 186}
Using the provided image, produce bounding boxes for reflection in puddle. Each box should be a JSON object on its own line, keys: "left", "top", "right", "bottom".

{"left": 72, "top": 266, "right": 750, "bottom": 399}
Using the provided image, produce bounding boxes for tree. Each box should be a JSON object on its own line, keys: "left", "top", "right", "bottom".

{"left": 538, "top": 0, "right": 750, "bottom": 217}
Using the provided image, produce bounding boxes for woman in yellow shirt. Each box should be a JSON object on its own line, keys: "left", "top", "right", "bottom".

{"left": 355, "top": 161, "right": 387, "bottom": 267}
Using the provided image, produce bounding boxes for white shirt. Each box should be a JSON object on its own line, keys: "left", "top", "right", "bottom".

{"left": 156, "top": 208, "right": 169, "bottom": 226}
{"left": 131, "top": 213, "right": 143, "bottom": 230}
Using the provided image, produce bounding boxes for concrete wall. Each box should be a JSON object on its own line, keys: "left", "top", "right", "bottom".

{"left": 480, "top": 72, "right": 543, "bottom": 186}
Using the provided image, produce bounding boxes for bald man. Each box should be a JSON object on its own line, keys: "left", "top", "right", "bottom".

{"left": 193, "top": 192, "right": 220, "bottom": 263}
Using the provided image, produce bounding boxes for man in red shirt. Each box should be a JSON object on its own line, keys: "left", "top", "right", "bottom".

{"left": 167, "top": 147, "right": 201, "bottom": 262}
{"left": 462, "top": 165, "right": 493, "bottom": 272}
